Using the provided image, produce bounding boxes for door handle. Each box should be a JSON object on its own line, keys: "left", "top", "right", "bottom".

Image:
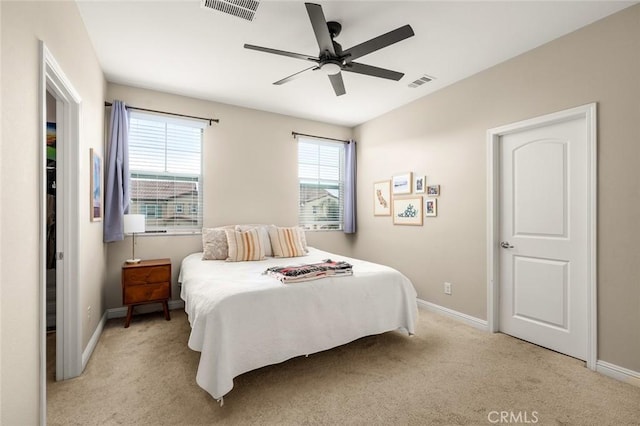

{"left": 500, "top": 241, "right": 514, "bottom": 249}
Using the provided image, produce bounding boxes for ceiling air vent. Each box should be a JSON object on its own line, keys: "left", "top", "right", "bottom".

{"left": 408, "top": 74, "right": 435, "bottom": 88}
{"left": 201, "top": 0, "right": 260, "bottom": 22}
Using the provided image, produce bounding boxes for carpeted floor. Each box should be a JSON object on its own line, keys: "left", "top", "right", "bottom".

{"left": 47, "top": 309, "right": 640, "bottom": 425}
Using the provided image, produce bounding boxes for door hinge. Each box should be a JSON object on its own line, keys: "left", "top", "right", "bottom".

{"left": 57, "top": 252, "right": 64, "bottom": 260}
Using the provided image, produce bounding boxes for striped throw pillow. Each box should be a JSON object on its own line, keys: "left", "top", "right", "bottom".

{"left": 268, "top": 226, "right": 307, "bottom": 258}
{"left": 224, "top": 228, "right": 265, "bottom": 262}
{"left": 235, "top": 224, "right": 274, "bottom": 257}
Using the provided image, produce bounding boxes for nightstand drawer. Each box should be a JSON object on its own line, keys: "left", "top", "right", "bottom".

{"left": 124, "top": 282, "right": 170, "bottom": 305}
{"left": 123, "top": 265, "right": 170, "bottom": 286}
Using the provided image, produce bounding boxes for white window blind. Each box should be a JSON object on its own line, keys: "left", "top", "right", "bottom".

{"left": 128, "top": 111, "right": 204, "bottom": 232}
{"left": 298, "top": 137, "right": 345, "bottom": 230}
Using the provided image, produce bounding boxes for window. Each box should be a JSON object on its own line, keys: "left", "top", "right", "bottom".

{"left": 128, "top": 112, "right": 204, "bottom": 232}
{"left": 298, "top": 137, "right": 345, "bottom": 230}
{"left": 141, "top": 204, "right": 159, "bottom": 218}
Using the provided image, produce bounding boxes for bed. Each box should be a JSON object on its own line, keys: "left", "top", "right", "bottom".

{"left": 179, "top": 246, "right": 418, "bottom": 401}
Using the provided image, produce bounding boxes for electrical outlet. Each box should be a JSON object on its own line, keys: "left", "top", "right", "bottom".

{"left": 87, "top": 306, "right": 92, "bottom": 320}
{"left": 444, "top": 282, "right": 452, "bottom": 295}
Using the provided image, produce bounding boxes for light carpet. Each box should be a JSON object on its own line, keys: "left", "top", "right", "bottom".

{"left": 47, "top": 309, "right": 640, "bottom": 425}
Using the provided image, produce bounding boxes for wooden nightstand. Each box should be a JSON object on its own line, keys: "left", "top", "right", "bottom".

{"left": 122, "top": 258, "right": 172, "bottom": 328}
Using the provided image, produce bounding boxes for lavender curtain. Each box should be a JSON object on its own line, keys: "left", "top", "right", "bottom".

{"left": 344, "top": 140, "right": 357, "bottom": 234}
{"left": 103, "top": 100, "right": 130, "bottom": 242}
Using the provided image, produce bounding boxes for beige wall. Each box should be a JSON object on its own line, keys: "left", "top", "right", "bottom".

{"left": 105, "top": 84, "right": 353, "bottom": 309}
{"left": 0, "top": 1, "right": 106, "bottom": 423}
{"left": 353, "top": 5, "right": 640, "bottom": 372}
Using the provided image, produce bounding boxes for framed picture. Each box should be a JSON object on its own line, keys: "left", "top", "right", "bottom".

{"left": 414, "top": 175, "right": 426, "bottom": 193}
{"left": 393, "top": 196, "right": 423, "bottom": 226}
{"left": 425, "top": 198, "right": 438, "bottom": 217}
{"left": 427, "top": 184, "right": 440, "bottom": 196}
{"left": 90, "top": 148, "right": 102, "bottom": 222}
{"left": 373, "top": 180, "right": 391, "bottom": 216}
{"left": 392, "top": 172, "right": 412, "bottom": 195}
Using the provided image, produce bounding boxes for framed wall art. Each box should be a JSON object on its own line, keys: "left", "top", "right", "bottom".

{"left": 427, "top": 184, "right": 440, "bottom": 196}
{"left": 373, "top": 180, "right": 391, "bottom": 216}
{"left": 425, "top": 197, "right": 438, "bottom": 217}
{"left": 392, "top": 172, "right": 412, "bottom": 195}
{"left": 90, "top": 148, "right": 102, "bottom": 222}
{"left": 414, "top": 175, "right": 426, "bottom": 193}
{"left": 393, "top": 196, "right": 423, "bottom": 226}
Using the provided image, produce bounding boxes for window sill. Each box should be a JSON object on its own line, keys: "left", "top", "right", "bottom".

{"left": 137, "top": 230, "right": 201, "bottom": 237}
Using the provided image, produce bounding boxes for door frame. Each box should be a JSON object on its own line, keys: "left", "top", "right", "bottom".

{"left": 39, "top": 41, "right": 82, "bottom": 423}
{"left": 486, "top": 103, "right": 597, "bottom": 370}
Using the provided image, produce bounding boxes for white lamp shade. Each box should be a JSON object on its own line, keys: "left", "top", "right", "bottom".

{"left": 123, "top": 214, "right": 146, "bottom": 234}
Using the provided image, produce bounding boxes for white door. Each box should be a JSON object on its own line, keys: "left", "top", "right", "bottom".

{"left": 498, "top": 114, "right": 589, "bottom": 360}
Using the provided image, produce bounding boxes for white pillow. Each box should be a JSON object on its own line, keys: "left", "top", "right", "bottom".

{"left": 297, "top": 226, "right": 309, "bottom": 253}
{"left": 235, "top": 224, "right": 274, "bottom": 257}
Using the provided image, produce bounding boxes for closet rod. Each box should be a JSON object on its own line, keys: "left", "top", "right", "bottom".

{"left": 104, "top": 101, "right": 219, "bottom": 125}
{"left": 291, "top": 131, "right": 350, "bottom": 143}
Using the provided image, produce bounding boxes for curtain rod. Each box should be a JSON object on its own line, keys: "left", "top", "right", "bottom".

{"left": 104, "top": 101, "right": 219, "bottom": 125}
{"left": 291, "top": 131, "right": 350, "bottom": 143}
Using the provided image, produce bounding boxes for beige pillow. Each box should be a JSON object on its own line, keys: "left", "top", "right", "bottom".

{"left": 202, "top": 228, "right": 228, "bottom": 260}
{"left": 268, "top": 226, "right": 307, "bottom": 258}
{"left": 225, "top": 228, "right": 265, "bottom": 262}
{"left": 235, "top": 224, "right": 274, "bottom": 257}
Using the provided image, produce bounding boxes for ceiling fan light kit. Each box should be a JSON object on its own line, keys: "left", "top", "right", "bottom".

{"left": 244, "top": 2, "right": 414, "bottom": 96}
{"left": 321, "top": 61, "right": 342, "bottom": 76}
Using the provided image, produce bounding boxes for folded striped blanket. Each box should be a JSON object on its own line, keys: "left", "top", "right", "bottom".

{"left": 264, "top": 259, "right": 353, "bottom": 283}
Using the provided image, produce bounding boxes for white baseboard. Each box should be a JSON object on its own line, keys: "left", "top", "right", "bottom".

{"left": 107, "top": 299, "right": 185, "bottom": 319}
{"left": 417, "top": 298, "right": 488, "bottom": 331}
{"left": 596, "top": 360, "right": 640, "bottom": 388}
{"left": 82, "top": 310, "right": 107, "bottom": 370}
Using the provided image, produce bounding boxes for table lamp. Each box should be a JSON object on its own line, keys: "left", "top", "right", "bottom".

{"left": 123, "top": 214, "right": 145, "bottom": 264}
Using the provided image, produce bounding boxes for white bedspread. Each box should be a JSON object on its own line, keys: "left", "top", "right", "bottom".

{"left": 179, "top": 247, "right": 418, "bottom": 400}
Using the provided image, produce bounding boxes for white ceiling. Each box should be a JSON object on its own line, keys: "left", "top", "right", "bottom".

{"left": 76, "top": 0, "right": 634, "bottom": 127}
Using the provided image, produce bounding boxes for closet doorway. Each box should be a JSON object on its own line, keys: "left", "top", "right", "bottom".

{"left": 45, "top": 90, "right": 58, "bottom": 381}
{"left": 40, "top": 41, "right": 82, "bottom": 424}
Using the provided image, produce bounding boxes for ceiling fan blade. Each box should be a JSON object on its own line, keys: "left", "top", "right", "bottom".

{"left": 342, "top": 24, "right": 414, "bottom": 62}
{"left": 343, "top": 62, "right": 404, "bottom": 81}
{"left": 328, "top": 72, "right": 346, "bottom": 96}
{"left": 305, "top": 3, "right": 335, "bottom": 55}
{"left": 274, "top": 66, "right": 318, "bottom": 85}
{"left": 244, "top": 44, "right": 319, "bottom": 62}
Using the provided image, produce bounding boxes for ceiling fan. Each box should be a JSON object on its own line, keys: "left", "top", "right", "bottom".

{"left": 244, "top": 2, "right": 414, "bottom": 96}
